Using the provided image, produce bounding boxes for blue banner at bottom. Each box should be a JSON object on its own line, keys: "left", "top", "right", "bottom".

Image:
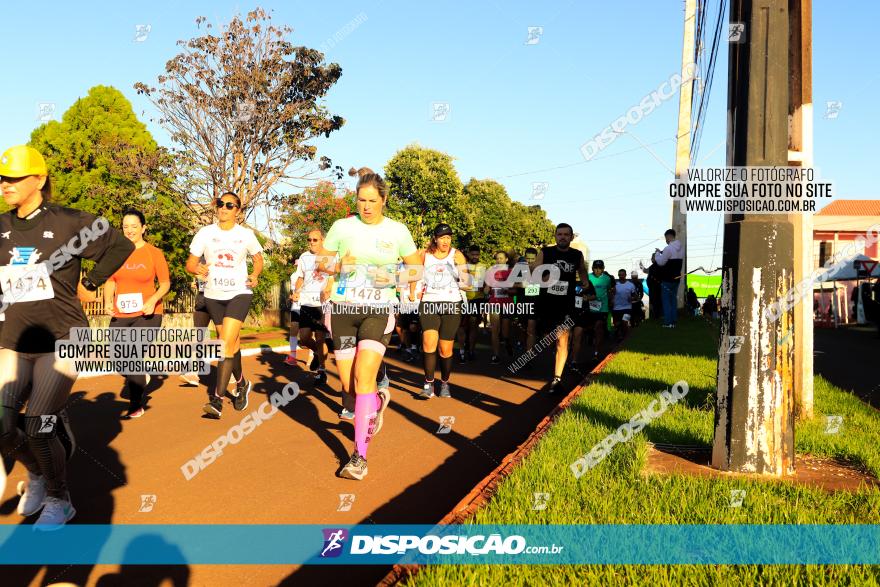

{"left": 0, "top": 524, "right": 878, "bottom": 565}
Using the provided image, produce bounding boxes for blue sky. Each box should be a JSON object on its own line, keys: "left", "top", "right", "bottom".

{"left": 1, "top": 1, "right": 875, "bottom": 272}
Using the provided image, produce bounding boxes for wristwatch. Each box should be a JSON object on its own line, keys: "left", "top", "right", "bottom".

{"left": 80, "top": 277, "right": 98, "bottom": 292}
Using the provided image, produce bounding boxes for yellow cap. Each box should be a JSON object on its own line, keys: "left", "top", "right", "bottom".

{"left": 0, "top": 145, "right": 48, "bottom": 178}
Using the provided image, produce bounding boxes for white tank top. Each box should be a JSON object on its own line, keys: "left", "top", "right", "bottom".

{"left": 422, "top": 248, "right": 461, "bottom": 302}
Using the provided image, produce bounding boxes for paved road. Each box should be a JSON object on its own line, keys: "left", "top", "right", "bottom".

{"left": 1, "top": 339, "right": 588, "bottom": 587}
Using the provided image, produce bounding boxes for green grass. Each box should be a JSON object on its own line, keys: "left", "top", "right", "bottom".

{"left": 405, "top": 318, "right": 880, "bottom": 586}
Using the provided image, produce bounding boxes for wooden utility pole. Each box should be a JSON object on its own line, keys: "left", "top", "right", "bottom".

{"left": 672, "top": 0, "right": 697, "bottom": 309}
{"left": 712, "top": 0, "right": 797, "bottom": 476}
{"left": 788, "top": 0, "right": 814, "bottom": 419}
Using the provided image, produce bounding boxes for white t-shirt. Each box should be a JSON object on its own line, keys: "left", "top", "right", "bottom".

{"left": 613, "top": 280, "right": 638, "bottom": 311}
{"left": 422, "top": 249, "right": 462, "bottom": 302}
{"left": 189, "top": 224, "right": 263, "bottom": 301}
{"left": 291, "top": 252, "right": 332, "bottom": 308}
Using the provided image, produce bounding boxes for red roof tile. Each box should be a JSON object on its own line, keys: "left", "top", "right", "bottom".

{"left": 817, "top": 200, "right": 880, "bottom": 216}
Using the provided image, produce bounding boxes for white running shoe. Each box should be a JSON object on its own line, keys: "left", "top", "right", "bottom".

{"left": 419, "top": 381, "right": 435, "bottom": 400}
{"left": 17, "top": 472, "right": 47, "bottom": 516}
{"left": 34, "top": 494, "right": 76, "bottom": 530}
{"left": 179, "top": 372, "right": 200, "bottom": 386}
{"left": 339, "top": 408, "right": 355, "bottom": 420}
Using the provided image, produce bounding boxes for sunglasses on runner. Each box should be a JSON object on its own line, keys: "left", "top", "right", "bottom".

{"left": 307, "top": 238, "right": 321, "bottom": 242}
{"left": 216, "top": 199, "right": 239, "bottom": 209}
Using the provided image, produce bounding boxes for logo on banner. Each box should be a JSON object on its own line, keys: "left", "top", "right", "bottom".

{"left": 320, "top": 528, "right": 348, "bottom": 558}
{"left": 38, "top": 415, "right": 57, "bottom": 433}
{"left": 337, "top": 494, "right": 356, "bottom": 512}
{"left": 10, "top": 247, "right": 41, "bottom": 265}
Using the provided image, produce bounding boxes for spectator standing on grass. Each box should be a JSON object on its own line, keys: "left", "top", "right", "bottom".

{"left": 629, "top": 270, "right": 644, "bottom": 326}
{"left": 653, "top": 229, "right": 683, "bottom": 328}
{"left": 640, "top": 259, "right": 663, "bottom": 321}
{"left": 703, "top": 295, "right": 719, "bottom": 320}
{"left": 686, "top": 288, "right": 700, "bottom": 316}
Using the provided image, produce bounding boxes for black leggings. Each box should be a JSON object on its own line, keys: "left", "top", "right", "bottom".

{"left": 0, "top": 350, "right": 78, "bottom": 497}
{"left": 194, "top": 292, "right": 211, "bottom": 329}
{"left": 109, "top": 314, "right": 164, "bottom": 410}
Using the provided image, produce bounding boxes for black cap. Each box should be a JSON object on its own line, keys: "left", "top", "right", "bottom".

{"left": 433, "top": 223, "right": 453, "bottom": 237}
{"left": 592, "top": 259, "right": 605, "bottom": 268}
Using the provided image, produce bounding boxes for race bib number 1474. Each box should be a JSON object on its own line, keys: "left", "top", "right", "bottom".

{"left": 0, "top": 264, "right": 54, "bottom": 303}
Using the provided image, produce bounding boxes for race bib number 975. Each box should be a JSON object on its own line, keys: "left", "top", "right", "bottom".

{"left": 0, "top": 264, "right": 54, "bottom": 303}
{"left": 116, "top": 292, "right": 144, "bottom": 313}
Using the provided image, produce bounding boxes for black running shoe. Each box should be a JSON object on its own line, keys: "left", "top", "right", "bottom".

{"left": 547, "top": 377, "right": 563, "bottom": 394}
{"left": 309, "top": 354, "right": 320, "bottom": 371}
{"left": 233, "top": 379, "right": 251, "bottom": 411}
{"left": 203, "top": 397, "right": 223, "bottom": 418}
{"left": 314, "top": 369, "right": 327, "bottom": 385}
{"left": 490, "top": 355, "right": 500, "bottom": 365}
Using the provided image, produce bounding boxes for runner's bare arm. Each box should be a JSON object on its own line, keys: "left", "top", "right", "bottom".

{"left": 103, "top": 279, "right": 116, "bottom": 315}
{"left": 291, "top": 276, "right": 304, "bottom": 301}
{"left": 402, "top": 250, "right": 423, "bottom": 302}
{"left": 315, "top": 246, "right": 337, "bottom": 274}
{"left": 186, "top": 254, "right": 209, "bottom": 278}
{"left": 247, "top": 253, "right": 264, "bottom": 287}
{"left": 144, "top": 280, "right": 171, "bottom": 315}
{"left": 455, "top": 250, "right": 471, "bottom": 290}
{"left": 321, "top": 276, "right": 334, "bottom": 303}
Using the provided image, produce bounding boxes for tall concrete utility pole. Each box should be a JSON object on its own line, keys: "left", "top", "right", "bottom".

{"left": 712, "top": 0, "right": 798, "bottom": 475}
{"left": 672, "top": 0, "right": 697, "bottom": 309}
{"left": 788, "top": 0, "right": 814, "bottom": 420}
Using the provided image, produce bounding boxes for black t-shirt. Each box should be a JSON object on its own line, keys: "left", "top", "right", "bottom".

{"left": 0, "top": 204, "right": 134, "bottom": 352}
{"left": 573, "top": 279, "right": 597, "bottom": 316}
{"left": 539, "top": 246, "right": 583, "bottom": 302}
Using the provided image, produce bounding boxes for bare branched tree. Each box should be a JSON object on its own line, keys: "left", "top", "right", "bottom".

{"left": 134, "top": 8, "right": 345, "bottom": 226}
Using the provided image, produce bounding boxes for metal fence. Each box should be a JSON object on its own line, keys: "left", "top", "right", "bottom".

{"left": 82, "top": 280, "right": 289, "bottom": 326}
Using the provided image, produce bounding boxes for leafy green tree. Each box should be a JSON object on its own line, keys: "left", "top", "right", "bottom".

{"left": 461, "top": 178, "right": 555, "bottom": 261}
{"left": 28, "top": 85, "right": 193, "bottom": 292}
{"left": 384, "top": 145, "right": 472, "bottom": 247}
{"left": 280, "top": 180, "right": 355, "bottom": 255}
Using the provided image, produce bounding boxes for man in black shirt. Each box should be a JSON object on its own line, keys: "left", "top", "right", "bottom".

{"left": 530, "top": 223, "right": 587, "bottom": 393}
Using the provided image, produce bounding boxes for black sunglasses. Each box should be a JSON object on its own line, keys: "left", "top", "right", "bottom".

{"left": 307, "top": 238, "right": 321, "bottom": 242}
{"left": 216, "top": 199, "right": 239, "bottom": 210}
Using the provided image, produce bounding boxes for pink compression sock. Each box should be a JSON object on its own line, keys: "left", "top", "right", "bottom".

{"left": 354, "top": 392, "right": 380, "bottom": 458}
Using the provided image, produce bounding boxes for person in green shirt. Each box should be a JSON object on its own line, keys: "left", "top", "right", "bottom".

{"left": 586, "top": 260, "right": 615, "bottom": 360}
{"left": 316, "top": 167, "right": 422, "bottom": 481}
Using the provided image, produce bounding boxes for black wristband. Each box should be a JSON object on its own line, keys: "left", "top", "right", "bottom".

{"left": 81, "top": 277, "right": 98, "bottom": 292}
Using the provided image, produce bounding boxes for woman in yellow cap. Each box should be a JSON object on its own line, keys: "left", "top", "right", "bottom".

{"left": 0, "top": 145, "right": 133, "bottom": 528}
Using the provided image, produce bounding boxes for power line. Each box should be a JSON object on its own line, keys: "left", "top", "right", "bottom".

{"left": 495, "top": 138, "right": 675, "bottom": 180}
